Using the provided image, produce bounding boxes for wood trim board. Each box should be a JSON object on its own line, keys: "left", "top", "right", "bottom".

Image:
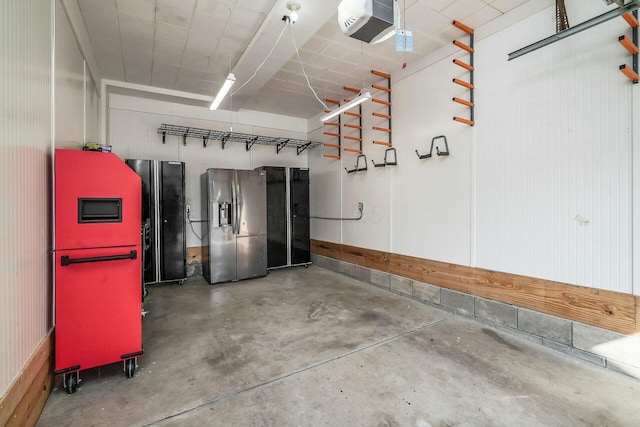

{"left": 311, "top": 239, "right": 638, "bottom": 335}
{"left": 0, "top": 330, "right": 54, "bottom": 427}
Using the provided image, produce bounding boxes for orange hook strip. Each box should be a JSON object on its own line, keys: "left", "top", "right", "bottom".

{"left": 453, "top": 116, "right": 475, "bottom": 126}
{"left": 343, "top": 86, "right": 361, "bottom": 93}
{"left": 344, "top": 111, "right": 362, "bottom": 118}
{"left": 324, "top": 132, "right": 340, "bottom": 138}
{"left": 373, "top": 126, "right": 392, "bottom": 133}
{"left": 325, "top": 98, "right": 340, "bottom": 105}
{"left": 453, "top": 20, "right": 474, "bottom": 35}
{"left": 371, "top": 69, "right": 391, "bottom": 79}
{"left": 619, "top": 35, "right": 640, "bottom": 54}
{"left": 453, "top": 78, "right": 474, "bottom": 89}
{"left": 453, "top": 40, "right": 474, "bottom": 53}
{"left": 344, "top": 135, "right": 363, "bottom": 142}
{"left": 372, "top": 112, "right": 392, "bottom": 119}
{"left": 372, "top": 140, "right": 392, "bottom": 147}
{"left": 622, "top": 12, "right": 639, "bottom": 28}
{"left": 324, "top": 154, "right": 341, "bottom": 159}
{"left": 372, "top": 84, "right": 391, "bottom": 93}
{"left": 324, "top": 122, "right": 340, "bottom": 127}
{"left": 344, "top": 123, "right": 362, "bottom": 130}
{"left": 344, "top": 148, "right": 363, "bottom": 154}
{"left": 453, "top": 59, "right": 474, "bottom": 71}
{"left": 372, "top": 98, "right": 392, "bottom": 106}
{"left": 324, "top": 143, "right": 340, "bottom": 149}
{"left": 620, "top": 64, "right": 640, "bottom": 82}
{"left": 452, "top": 97, "right": 475, "bottom": 107}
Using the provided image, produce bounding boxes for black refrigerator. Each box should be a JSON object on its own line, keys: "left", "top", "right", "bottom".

{"left": 257, "top": 166, "right": 310, "bottom": 269}
{"left": 126, "top": 159, "right": 186, "bottom": 284}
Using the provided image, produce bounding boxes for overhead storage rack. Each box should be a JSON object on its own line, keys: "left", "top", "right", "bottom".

{"left": 157, "top": 124, "right": 322, "bottom": 155}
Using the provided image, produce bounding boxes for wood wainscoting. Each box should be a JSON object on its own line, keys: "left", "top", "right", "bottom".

{"left": 0, "top": 330, "right": 54, "bottom": 426}
{"left": 311, "top": 239, "right": 640, "bottom": 335}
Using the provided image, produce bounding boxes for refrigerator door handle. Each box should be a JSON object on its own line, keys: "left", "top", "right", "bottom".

{"left": 60, "top": 250, "right": 138, "bottom": 266}
{"left": 231, "top": 180, "right": 239, "bottom": 235}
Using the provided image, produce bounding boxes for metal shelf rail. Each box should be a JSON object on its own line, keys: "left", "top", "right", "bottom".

{"left": 157, "top": 124, "right": 322, "bottom": 156}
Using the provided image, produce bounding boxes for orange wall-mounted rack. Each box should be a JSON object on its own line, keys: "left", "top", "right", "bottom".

{"left": 342, "top": 86, "right": 364, "bottom": 154}
{"left": 451, "top": 20, "right": 475, "bottom": 126}
{"left": 323, "top": 98, "right": 341, "bottom": 159}
{"left": 619, "top": 11, "right": 639, "bottom": 83}
{"left": 371, "top": 69, "right": 392, "bottom": 147}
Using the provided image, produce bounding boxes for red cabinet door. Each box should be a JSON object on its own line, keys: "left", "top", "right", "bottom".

{"left": 54, "top": 149, "right": 141, "bottom": 250}
{"left": 54, "top": 246, "right": 142, "bottom": 372}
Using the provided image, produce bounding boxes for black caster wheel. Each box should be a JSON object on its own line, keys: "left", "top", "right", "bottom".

{"left": 124, "top": 359, "right": 136, "bottom": 378}
{"left": 178, "top": 280, "right": 185, "bottom": 286}
{"left": 65, "top": 372, "right": 78, "bottom": 394}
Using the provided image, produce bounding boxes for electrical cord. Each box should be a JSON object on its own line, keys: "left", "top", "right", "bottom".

{"left": 310, "top": 204, "right": 364, "bottom": 221}
{"left": 289, "top": 21, "right": 329, "bottom": 110}
{"left": 230, "top": 24, "right": 288, "bottom": 97}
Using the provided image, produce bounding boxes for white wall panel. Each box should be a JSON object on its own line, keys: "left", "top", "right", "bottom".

{"left": 308, "top": 126, "right": 343, "bottom": 244}
{"left": 55, "top": 0, "right": 84, "bottom": 147}
{"left": 85, "top": 69, "right": 100, "bottom": 143}
{"left": 0, "top": 0, "right": 52, "bottom": 397}
{"left": 474, "top": 4, "right": 633, "bottom": 293}
{"left": 391, "top": 58, "right": 472, "bottom": 265}
{"left": 108, "top": 95, "right": 309, "bottom": 248}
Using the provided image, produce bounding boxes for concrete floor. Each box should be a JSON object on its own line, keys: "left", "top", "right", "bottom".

{"left": 38, "top": 266, "right": 639, "bottom": 426}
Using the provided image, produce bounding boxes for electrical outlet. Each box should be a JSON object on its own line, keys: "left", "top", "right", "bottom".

{"left": 186, "top": 204, "right": 191, "bottom": 215}
{"left": 358, "top": 202, "right": 364, "bottom": 211}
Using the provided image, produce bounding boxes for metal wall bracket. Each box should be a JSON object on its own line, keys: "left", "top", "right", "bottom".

{"left": 416, "top": 135, "right": 450, "bottom": 159}
{"left": 372, "top": 147, "right": 397, "bottom": 167}
{"left": 276, "top": 139, "right": 289, "bottom": 154}
{"left": 297, "top": 142, "right": 312, "bottom": 156}
{"left": 345, "top": 154, "right": 368, "bottom": 174}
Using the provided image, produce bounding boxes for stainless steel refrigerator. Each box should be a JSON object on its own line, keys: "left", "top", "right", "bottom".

{"left": 202, "top": 168, "right": 267, "bottom": 284}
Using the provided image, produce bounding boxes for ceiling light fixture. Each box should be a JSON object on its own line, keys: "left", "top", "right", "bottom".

{"left": 209, "top": 73, "right": 236, "bottom": 110}
{"left": 286, "top": 1, "right": 301, "bottom": 23}
{"left": 320, "top": 90, "right": 372, "bottom": 122}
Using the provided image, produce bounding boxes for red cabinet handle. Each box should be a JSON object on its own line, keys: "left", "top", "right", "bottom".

{"left": 60, "top": 250, "right": 137, "bottom": 266}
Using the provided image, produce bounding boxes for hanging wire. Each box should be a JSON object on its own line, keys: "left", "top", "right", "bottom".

{"left": 289, "top": 20, "right": 329, "bottom": 110}
{"left": 231, "top": 24, "right": 288, "bottom": 96}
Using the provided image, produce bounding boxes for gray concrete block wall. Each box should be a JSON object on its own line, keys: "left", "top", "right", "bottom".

{"left": 573, "top": 322, "right": 625, "bottom": 352}
{"left": 370, "top": 270, "right": 391, "bottom": 289}
{"left": 517, "top": 308, "right": 572, "bottom": 345}
{"left": 390, "top": 275, "right": 412, "bottom": 296}
{"left": 441, "top": 289, "right": 474, "bottom": 317}
{"left": 412, "top": 281, "right": 440, "bottom": 304}
{"left": 310, "top": 255, "right": 637, "bottom": 379}
{"left": 474, "top": 297, "right": 517, "bottom": 329}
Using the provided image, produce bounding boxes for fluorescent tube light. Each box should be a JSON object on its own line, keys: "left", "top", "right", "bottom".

{"left": 209, "top": 73, "right": 236, "bottom": 110}
{"left": 320, "top": 90, "right": 372, "bottom": 122}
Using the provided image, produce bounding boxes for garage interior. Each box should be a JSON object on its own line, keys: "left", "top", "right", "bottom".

{"left": 2, "top": 0, "right": 640, "bottom": 426}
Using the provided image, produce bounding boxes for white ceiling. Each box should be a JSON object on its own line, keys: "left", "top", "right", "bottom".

{"left": 77, "top": 0, "right": 535, "bottom": 118}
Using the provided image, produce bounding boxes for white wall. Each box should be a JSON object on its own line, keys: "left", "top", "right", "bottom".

{"left": 309, "top": 1, "right": 638, "bottom": 295}
{"left": 0, "top": 0, "right": 52, "bottom": 398}
{"left": 55, "top": 0, "right": 100, "bottom": 148}
{"left": 108, "top": 95, "right": 309, "bottom": 248}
